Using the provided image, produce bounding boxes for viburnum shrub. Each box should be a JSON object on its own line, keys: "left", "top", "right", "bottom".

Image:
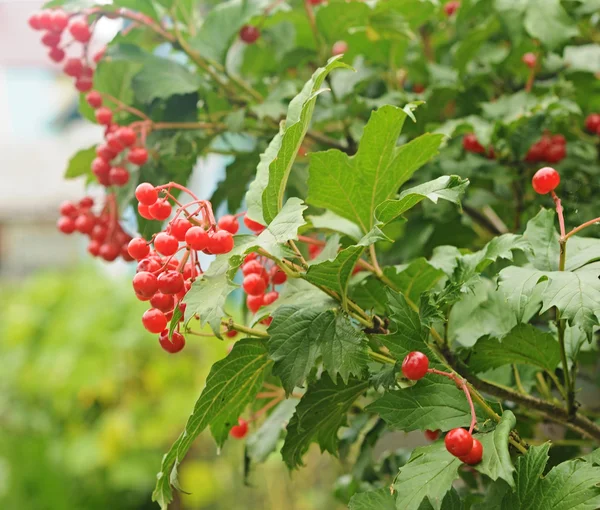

{"left": 34, "top": 0, "right": 600, "bottom": 508}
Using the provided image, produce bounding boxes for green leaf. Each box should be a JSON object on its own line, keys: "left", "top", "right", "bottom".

{"left": 93, "top": 60, "right": 141, "bottom": 108}
{"left": 307, "top": 105, "right": 444, "bottom": 234}
{"left": 564, "top": 44, "right": 600, "bottom": 74}
{"left": 418, "top": 489, "right": 465, "bottom": 510}
{"left": 349, "top": 488, "right": 396, "bottom": 510}
{"left": 210, "top": 153, "right": 259, "bottom": 213}
{"left": 132, "top": 59, "right": 202, "bottom": 103}
{"left": 154, "top": 0, "right": 193, "bottom": 25}
{"left": 393, "top": 442, "right": 462, "bottom": 510}
{"left": 375, "top": 175, "right": 469, "bottom": 225}
{"left": 63, "top": 146, "right": 96, "bottom": 179}
{"left": 498, "top": 266, "right": 546, "bottom": 322}
{"left": 524, "top": 0, "right": 579, "bottom": 50}
{"left": 281, "top": 375, "right": 368, "bottom": 470}
{"left": 308, "top": 210, "right": 363, "bottom": 241}
{"left": 260, "top": 57, "right": 352, "bottom": 224}
{"left": 523, "top": 209, "right": 559, "bottom": 271}
{"left": 153, "top": 339, "right": 272, "bottom": 508}
{"left": 246, "top": 399, "right": 298, "bottom": 463}
{"left": 510, "top": 443, "right": 551, "bottom": 508}
{"left": 469, "top": 324, "right": 561, "bottom": 373}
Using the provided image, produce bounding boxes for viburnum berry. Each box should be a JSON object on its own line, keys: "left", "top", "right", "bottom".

{"left": 243, "top": 214, "right": 265, "bottom": 233}
{"left": 230, "top": 418, "right": 249, "bottom": 439}
{"left": 28, "top": 12, "right": 43, "bottom": 30}
{"left": 545, "top": 144, "right": 566, "bottom": 164}
{"left": 445, "top": 428, "right": 474, "bottom": 457}
{"left": 459, "top": 438, "right": 483, "bottom": 465}
{"left": 109, "top": 167, "right": 130, "bottom": 186}
{"left": 522, "top": 52, "right": 537, "bottom": 69}
{"left": 444, "top": 1, "right": 460, "bottom": 16}
{"left": 240, "top": 25, "right": 260, "bottom": 44}
{"left": 142, "top": 308, "right": 168, "bottom": 334}
{"left": 138, "top": 204, "right": 154, "bottom": 220}
{"left": 185, "top": 226, "right": 209, "bottom": 250}
{"left": 332, "top": 40, "right": 348, "bottom": 56}
{"left": 159, "top": 330, "right": 186, "bottom": 353}
{"left": 169, "top": 218, "right": 192, "bottom": 241}
{"left": 63, "top": 58, "right": 83, "bottom": 77}
{"left": 243, "top": 274, "right": 267, "bottom": 296}
{"left": 242, "top": 260, "right": 265, "bottom": 276}
{"left": 128, "top": 147, "right": 149, "bottom": 166}
{"left": 270, "top": 266, "right": 287, "bottom": 285}
{"left": 247, "top": 294, "right": 264, "bottom": 313}
{"left": 150, "top": 292, "right": 175, "bottom": 313}
{"left": 50, "top": 10, "right": 69, "bottom": 32}
{"left": 208, "top": 230, "right": 234, "bottom": 254}
{"left": 41, "top": 32, "right": 61, "bottom": 48}
{"left": 85, "top": 91, "right": 102, "bottom": 109}
{"left": 157, "top": 270, "right": 185, "bottom": 295}
{"left": 79, "top": 196, "right": 94, "bottom": 208}
{"left": 88, "top": 240, "right": 101, "bottom": 257}
{"left": 462, "top": 133, "right": 485, "bottom": 154}
{"left": 401, "top": 351, "right": 429, "bottom": 380}
{"left": 96, "top": 144, "right": 117, "bottom": 161}
{"left": 226, "top": 330, "right": 238, "bottom": 338}
{"left": 154, "top": 233, "right": 179, "bottom": 256}
{"left": 149, "top": 199, "right": 172, "bottom": 221}
{"left": 99, "top": 243, "right": 120, "bottom": 262}
{"left": 74, "top": 214, "right": 94, "bottom": 234}
{"left": 115, "top": 127, "right": 137, "bottom": 147}
{"left": 218, "top": 215, "right": 239, "bottom": 234}
{"left": 128, "top": 238, "right": 150, "bottom": 260}
{"left": 532, "top": 167, "right": 560, "bottom": 194}
{"left": 95, "top": 107, "right": 113, "bottom": 125}
{"left": 263, "top": 291, "right": 279, "bottom": 305}
{"left": 106, "top": 133, "right": 125, "bottom": 153}
{"left": 135, "top": 183, "right": 158, "bottom": 206}
{"left": 133, "top": 271, "right": 159, "bottom": 298}
{"left": 91, "top": 224, "right": 108, "bottom": 242}
{"left": 57, "top": 216, "right": 76, "bottom": 234}
{"left": 137, "top": 257, "right": 162, "bottom": 274}
{"left": 48, "top": 47, "right": 66, "bottom": 63}
{"left": 69, "top": 19, "right": 91, "bottom": 43}
{"left": 584, "top": 113, "right": 600, "bottom": 133}
{"left": 93, "top": 48, "right": 105, "bottom": 63}
{"left": 425, "top": 429, "right": 441, "bottom": 441}
{"left": 59, "top": 201, "right": 77, "bottom": 217}
{"left": 38, "top": 11, "right": 53, "bottom": 30}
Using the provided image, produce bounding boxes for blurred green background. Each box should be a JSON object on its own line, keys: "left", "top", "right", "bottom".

{"left": 0, "top": 268, "right": 345, "bottom": 510}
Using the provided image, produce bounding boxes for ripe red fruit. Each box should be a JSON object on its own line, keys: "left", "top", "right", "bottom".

{"left": 545, "top": 144, "right": 566, "bottom": 164}
{"left": 74, "top": 214, "right": 95, "bottom": 234}
{"left": 95, "top": 107, "right": 112, "bottom": 125}
{"left": 128, "top": 147, "right": 149, "bottom": 165}
{"left": 88, "top": 240, "right": 101, "bottom": 257}
{"left": 584, "top": 113, "right": 600, "bottom": 133}
{"left": 217, "top": 215, "right": 239, "bottom": 234}
{"left": 133, "top": 271, "right": 159, "bottom": 297}
{"left": 226, "top": 330, "right": 238, "bottom": 338}
{"left": 142, "top": 309, "right": 168, "bottom": 334}
{"left": 150, "top": 292, "right": 175, "bottom": 313}
{"left": 243, "top": 274, "right": 267, "bottom": 296}
{"left": 79, "top": 196, "right": 94, "bottom": 208}
{"left": 247, "top": 294, "right": 264, "bottom": 313}
{"left": 96, "top": 144, "right": 117, "bottom": 161}
{"left": 157, "top": 271, "right": 185, "bottom": 295}
{"left": 39, "top": 11, "right": 53, "bottom": 30}
{"left": 459, "top": 438, "right": 483, "bottom": 465}
{"left": 28, "top": 13, "right": 43, "bottom": 30}
{"left": 154, "top": 233, "right": 179, "bottom": 256}
{"left": 444, "top": 1, "right": 460, "bottom": 16}
{"left": 401, "top": 351, "right": 429, "bottom": 380}
{"left": 522, "top": 52, "right": 537, "bottom": 69}
{"left": 159, "top": 330, "right": 185, "bottom": 353}
{"left": 99, "top": 243, "right": 120, "bottom": 262}
{"left": 75, "top": 77, "right": 93, "bottom": 93}
{"left": 91, "top": 156, "right": 110, "bottom": 176}
{"left": 149, "top": 199, "right": 172, "bottom": 221}
{"left": 137, "top": 257, "right": 162, "bottom": 273}
{"left": 425, "top": 429, "right": 441, "bottom": 441}
{"left": 109, "top": 167, "right": 130, "bottom": 186}
{"left": 208, "top": 230, "right": 234, "bottom": 254}
{"left": 243, "top": 214, "right": 265, "bottom": 233}
{"left": 263, "top": 291, "right": 279, "bottom": 305}
{"left": 169, "top": 218, "right": 192, "bottom": 241}
{"left": 532, "top": 166, "right": 560, "bottom": 194}
{"left": 63, "top": 58, "right": 83, "bottom": 77}
{"left": 230, "top": 418, "right": 249, "bottom": 439}
{"left": 332, "top": 40, "right": 348, "bottom": 56}
{"left": 128, "top": 238, "right": 150, "bottom": 260}
{"left": 69, "top": 19, "right": 91, "bottom": 43}
{"left": 57, "top": 216, "right": 76, "bottom": 234}
{"left": 91, "top": 224, "right": 108, "bottom": 242}
{"left": 115, "top": 127, "right": 137, "bottom": 146}
{"left": 106, "top": 133, "right": 125, "bottom": 152}
{"left": 242, "top": 260, "right": 264, "bottom": 276}
{"left": 86, "top": 91, "right": 102, "bottom": 109}
{"left": 48, "top": 47, "right": 66, "bottom": 63}
{"left": 59, "top": 201, "right": 77, "bottom": 217}
{"left": 41, "top": 31, "right": 61, "bottom": 47}
{"left": 138, "top": 204, "right": 154, "bottom": 220}
{"left": 240, "top": 25, "right": 260, "bottom": 44}
{"left": 185, "top": 226, "right": 209, "bottom": 250}
{"left": 135, "top": 183, "right": 158, "bottom": 206}
{"left": 51, "top": 10, "right": 69, "bottom": 32}
{"left": 93, "top": 47, "right": 105, "bottom": 63}
{"left": 270, "top": 267, "right": 287, "bottom": 285}
{"left": 462, "top": 133, "right": 485, "bottom": 154}
{"left": 445, "top": 428, "right": 474, "bottom": 457}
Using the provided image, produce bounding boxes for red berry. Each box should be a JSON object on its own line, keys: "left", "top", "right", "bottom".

{"left": 401, "top": 351, "right": 429, "bottom": 380}
{"left": 584, "top": 113, "right": 600, "bottom": 133}
{"left": 95, "top": 107, "right": 112, "bottom": 125}
{"left": 57, "top": 216, "right": 76, "bottom": 234}
{"left": 550, "top": 134, "right": 566, "bottom": 146}
{"left": 69, "top": 19, "right": 91, "bottom": 43}
{"left": 128, "top": 238, "right": 150, "bottom": 260}
{"left": 142, "top": 309, "right": 168, "bottom": 334}
{"left": 230, "top": 418, "right": 249, "bottom": 439}
{"left": 263, "top": 291, "right": 279, "bottom": 305}
{"left": 28, "top": 13, "right": 43, "bottom": 30}
{"left": 96, "top": 143, "right": 117, "bottom": 161}
{"left": 444, "top": 1, "right": 460, "bottom": 16}
{"left": 59, "top": 201, "right": 77, "bottom": 217}
{"left": 137, "top": 257, "right": 162, "bottom": 273}
{"left": 242, "top": 260, "right": 265, "bottom": 276}
{"left": 91, "top": 156, "right": 110, "bottom": 175}
{"left": 48, "top": 47, "right": 65, "bottom": 63}
{"left": 425, "top": 429, "right": 441, "bottom": 441}
{"left": 41, "top": 31, "right": 61, "bottom": 47}
{"left": 332, "top": 40, "right": 348, "bottom": 56}
{"left": 243, "top": 214, "right": 265, "bottom": 233}
{"left": 247, "top": 294, "right": 264, "bottom": 313}
{"left": 185, "top": 226, "right": 208, "bottom": 250}
{"left": 138, "top": 204, "right": 154, "bottom": 220}
{"left": 87, "top": 240, "right": 101, "bottom": 257}
{"left": 522, "top": 52, "right": 537, "bottom": 69}
{"left": 109, "top": 167, "right": 130, "bottom": 186}
{"left": 159, "top": 330, "right": 185, "bottom": 353}
{"left": 459, "top": 438, "right": 483, "bottom": 465}
{"left": 38, "top": 11, "right": 53, "bottom": 30}
{"left": 157, "top": 270, "right": 185, "bottom": 295}
{"left": 545, "top": 144, "right": 566, "bottom": 164}
{"left": 243, "top": 274, "right": 267, "bottom": 296}
{"left": 270, "top": 266, "right": 287, "bottom": 285}
{"left": 115, "top": 127, "right": 137, "bottom": 146}
{"left": 74, "top": 214, "right": 95, "bottom": 234}
{"left": 525, "top": 141, "right": 544, "bottom": 162}
{"left": 226, "top": 330, "right": 238, "bottom": 338}
{"left": 208, "top": 230, "right": 234, "bottom": 254}
{"left": 63, "top": 58, "right": 83, "bottom": 77}
{"left": 133, "top": 271, "right": 159, "bottom": 297}
{"left": 51, "top": 10, "right": 69, "bottom": 32}
{"left": 240, "top": 25, "right": 260, "bottom": 44}
{"left": 99, "top": 243, "right": 120, "bottom": 262}
{"left": 154, "top": 233, "right": 179, "bottom": 256}
{"left": 149, "top": 199, "right": 172, "bottom": 221}
{"left": 79, "top": 196, "right": 94, "bottom": 208}
{"left": 462, "top": 133, "right": 485, "bottom": 154}
{"left": 75, "top": 77, "right": 93, "bottom": 93}
{"left": 93, "top": 47, "right": 105, "bottom": 63}
{"left": 445, "top": 428, "right": 474, "bottom": 457}
{"left": 150, "top": 292, "right": 175, "bottom": 313}
{"left": 532, "top": 166, "right": 560, "bottom": 194}
{"left": 169, "top": 218, "right": 192, "bottom": 241}
{"left": 91, "top": 224, "right": 108, "bottom": 242}
{"left": 106, "top": 133, "right": 125, "bottom": 153}
{"left": 217, "top": 215, "right": 239, "bottom": 234}
{"left": 86, "top": 91, "right": 102, "bottom": 109}
{"left": 128, "top": 147, "right": 149, "bottom": 165}
{"left": 135, "top": 183, "right": 158, "bottom": 206}
{"left": 309, "top": 244, "right": 323, "bottom": 259}
{"left": 244, "top": 252, "right": 258, "bottom": 263}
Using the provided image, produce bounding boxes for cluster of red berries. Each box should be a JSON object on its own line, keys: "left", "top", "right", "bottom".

{"left": 240, "top": 252, "right": 287, "bottom": 319}
{"left": 525, "top": 133, "right": 566, "bottom": 164}
{"left": 87, "top": 97, "right": 149, "bottom": 188}
{"left": 462, "top": 133, "right": 495, "bottom": 159}
{"left": 57, "top": 195, "right": 134, "bottom": 262}
{"left": 531, "top": 166, "right": 560, "bottom": 195}
{"left": 585, "top": 113, "right": 600, "bottom": 136}
{"left": 444, "top": 1, "right": 461, "bottom": 16}
{"left": 401, "top": 351, "right": 483, "bottom": 465}
{"left": 130, "top": 182, "right": 236, "bottom": 352}
{"left": 28, "top": 8, "right": 104, "bottom": 92}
